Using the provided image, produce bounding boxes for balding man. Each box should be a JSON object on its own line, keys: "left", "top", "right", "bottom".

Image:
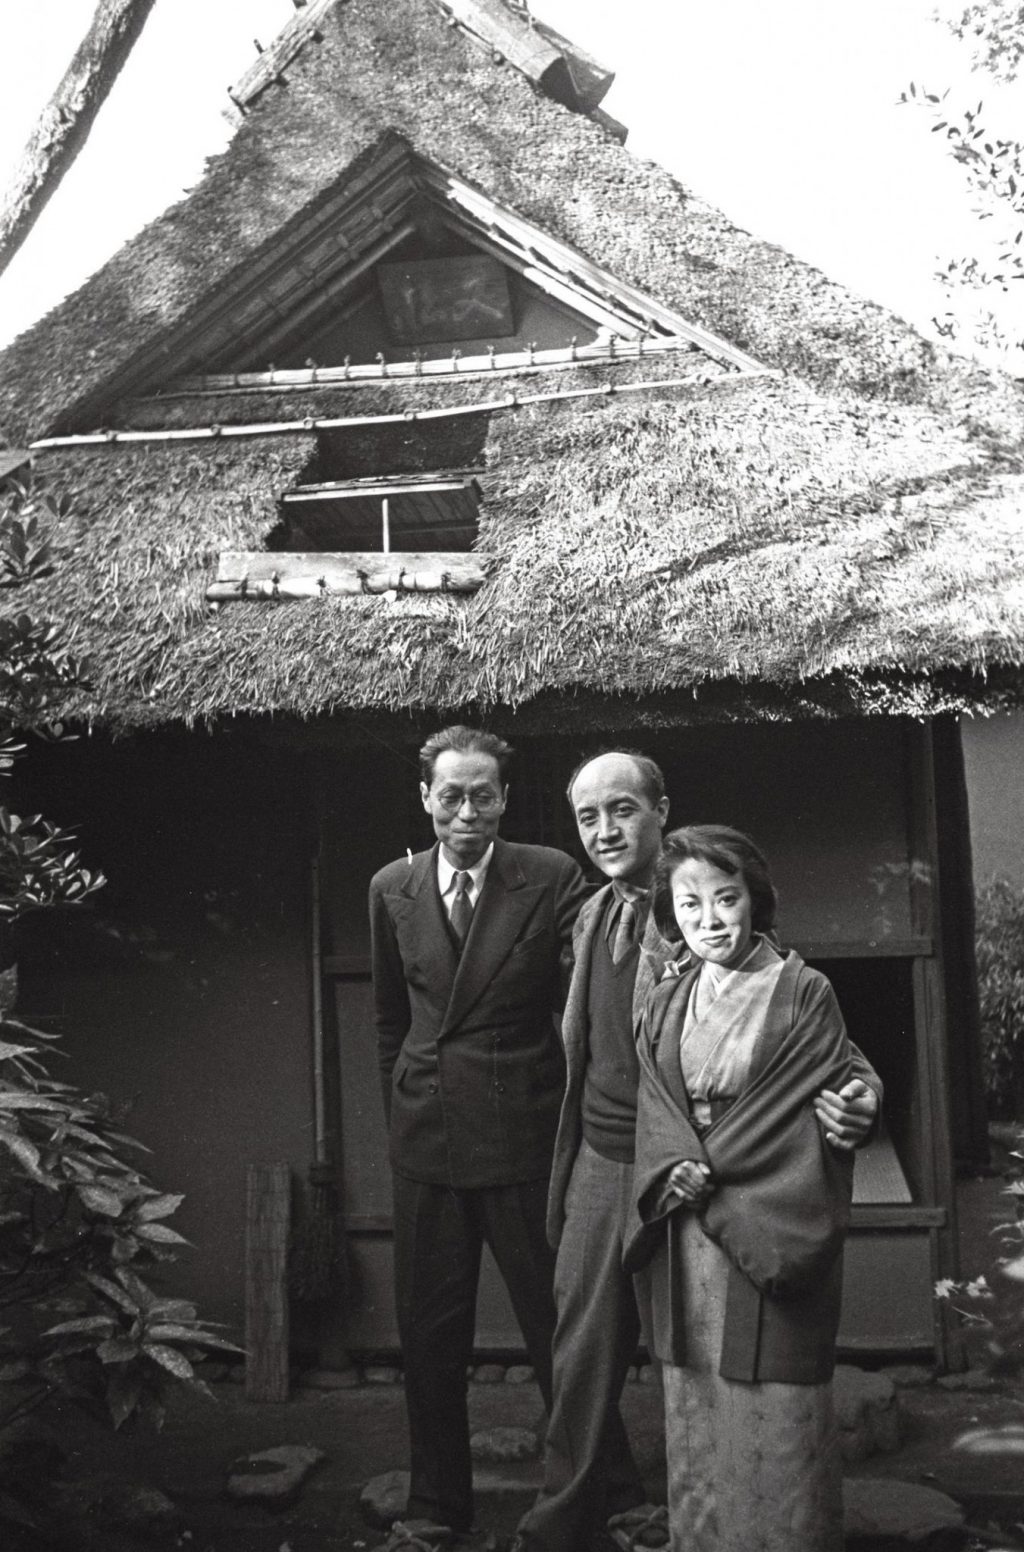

{"left": 514, "top": 750, "right": 881, "bottom": 1552}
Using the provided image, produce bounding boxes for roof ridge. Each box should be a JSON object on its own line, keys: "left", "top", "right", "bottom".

{"left": 428, "top": 0, "right": 615, "bottom": 118}
{"left": 229, "top": 0, "right": 342, "bottom": 113}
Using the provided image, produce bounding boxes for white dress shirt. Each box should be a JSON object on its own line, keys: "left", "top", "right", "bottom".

{"left": 437, "top": 843, "right": 494, "bottom": 920}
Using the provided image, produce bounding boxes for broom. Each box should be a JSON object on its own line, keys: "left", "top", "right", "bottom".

{"left": 290, "top": 852, "right": 346, "bottom": 1304}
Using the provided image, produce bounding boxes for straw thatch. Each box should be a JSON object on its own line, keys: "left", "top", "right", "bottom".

{"left": 1, "top": 0, "right": 1022, "bottom": 731}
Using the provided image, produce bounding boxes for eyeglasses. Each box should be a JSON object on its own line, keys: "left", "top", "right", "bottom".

{"left": 433, "top": 787, "right": 503, "bottom": 814}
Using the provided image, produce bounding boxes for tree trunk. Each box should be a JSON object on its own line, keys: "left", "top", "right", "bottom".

{"left": 0, "top": 0, "right": 158, "bottom": 280}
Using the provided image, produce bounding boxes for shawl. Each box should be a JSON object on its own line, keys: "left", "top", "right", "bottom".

{"left": 623, "top": 950, "right": 855, "bottom": 1382}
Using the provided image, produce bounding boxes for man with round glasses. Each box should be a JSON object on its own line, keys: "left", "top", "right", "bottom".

{"left": 369, "top": 724, "right": 589, "bottom": 1542}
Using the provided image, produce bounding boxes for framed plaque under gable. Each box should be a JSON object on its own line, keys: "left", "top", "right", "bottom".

{"left": 377, "top": 254, "right": 514, "bottom": 344}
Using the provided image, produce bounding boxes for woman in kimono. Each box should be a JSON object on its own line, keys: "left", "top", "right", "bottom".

{"left": 624, "top": 825, "right": 863, "bottom": 1552}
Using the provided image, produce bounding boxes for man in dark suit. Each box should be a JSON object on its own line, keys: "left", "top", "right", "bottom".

{"left": 369, "top": 725, "right": 588, "bottom": 1539}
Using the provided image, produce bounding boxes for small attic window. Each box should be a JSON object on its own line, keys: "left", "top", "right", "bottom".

{"left": 277, "top": 472, "right": 482, "bottom": 553}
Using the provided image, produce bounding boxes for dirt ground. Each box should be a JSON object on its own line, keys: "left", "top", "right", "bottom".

{"left": 17, "top": 1363, "right": 1024, "bottom": 1551}
{"left": 10, "top": 1170, "right": 1024, "bottom": 1550}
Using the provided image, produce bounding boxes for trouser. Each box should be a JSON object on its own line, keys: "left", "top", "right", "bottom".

{"left": 518, "top": 1140, "right": 649, "bottom": 1552}
{"left": 392, "top": 1172, "right": 558, "bottom": 1532}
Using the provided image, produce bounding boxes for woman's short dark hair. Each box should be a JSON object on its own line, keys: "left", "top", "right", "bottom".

{"left": 419, "top": 725, "right": 514, "bottom": 786}
{"left": 652, "top": 825, "right": 778, "bottom": 943}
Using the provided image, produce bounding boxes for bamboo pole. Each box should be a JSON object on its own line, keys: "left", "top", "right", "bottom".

{"left": 31, "top": 367, "right": 778, "bottom": 451}
{"left": 154, "top": 333, "right": 691, "bottom": 399}
{"left": 0, "top": 0, "right": 158, "bottom": 279}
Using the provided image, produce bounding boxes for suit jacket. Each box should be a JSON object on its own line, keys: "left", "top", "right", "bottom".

{"left": 546, "top": 883, "right": 676, "bottom": 1246}
{"left": 369, "top": 836, "right": 588, "bottom": 1189}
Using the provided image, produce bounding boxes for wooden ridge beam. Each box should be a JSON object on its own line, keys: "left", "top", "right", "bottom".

{"left": 229, "top": 0, "right": 337, "bottom": 109}
{"left": 530, "top": 18, "right": 615, "bottom": 113}
{"left": 435, "top": 0, "right": 578, "bottom": 109}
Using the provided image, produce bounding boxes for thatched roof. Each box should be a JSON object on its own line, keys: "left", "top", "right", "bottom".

{"left": 1, "top": 0, "right": 1022, "bottom": 731}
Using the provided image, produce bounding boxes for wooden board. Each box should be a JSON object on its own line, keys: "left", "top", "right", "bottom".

{"left": 245, "top": 1162, "right": 290, "bottom": 1401}
{"left": 210, "top": 550, "right": 489, "bottom": 599}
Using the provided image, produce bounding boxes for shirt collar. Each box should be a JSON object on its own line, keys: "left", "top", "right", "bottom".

{"left": 611, "top": 880, "right": 650, "bottom": 905}
{"left": 437, "top": 842, "right": 495, "bottom": 895}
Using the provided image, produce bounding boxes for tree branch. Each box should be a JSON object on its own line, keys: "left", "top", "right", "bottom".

{"left": 0, "top": 0, "right": 158, "bottom": 280}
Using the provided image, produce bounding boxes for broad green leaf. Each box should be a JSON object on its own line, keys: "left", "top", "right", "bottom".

{"left": 77, "top": 1184, "right": 126, "bottom": 1217}
{"left": 43, "top": 1314, "right": 117, "bottom": 1337}
{"left": 135, "top": 1193, "right": 185, "bottom": 1222}
{"left": 114, "top": 1266, "right": 156, "bottom": 1309}
{"left": 135, "top": 1222, "right": 188, "bottom": 1245}
{"left": 83, "top": 1270, "right": 141, "bottom": 1315}
{"left": 0, "top": 1130, "right": 53, "bottom": 1186}
{"left": 149, "top": 1299, "right": 198, "bottom": 1322}
{"left": 97, "top": 1336, "right": 139, "bottom": 1364}
{"left": 0, "top": 1092, "right": 69, "bottom": 1110}
{"left": 142, "top": 1343, "right": 194, "bottom": 1381}
{"left": 145, "top": 1324, "right": 241, "bottom": 1350}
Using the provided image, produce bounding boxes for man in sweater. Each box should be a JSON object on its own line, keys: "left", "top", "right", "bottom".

{"left": 515, "top": 750, "right": 880, "bottom": 1552}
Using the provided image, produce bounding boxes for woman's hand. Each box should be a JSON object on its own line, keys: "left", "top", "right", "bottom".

{"left": 666, "top": 1159, "right": 714, "bottom": 1207}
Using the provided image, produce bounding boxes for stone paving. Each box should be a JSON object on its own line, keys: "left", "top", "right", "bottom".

{"left": 16, "top": 1359, "right": 1023, "bottom": 1550}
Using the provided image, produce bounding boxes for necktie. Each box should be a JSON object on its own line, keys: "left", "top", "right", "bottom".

{"left": 450, "top": 870, "right": 474, "bottom": 946}
{"left": 611, "top": 898, "right": 638, "bottom": 963}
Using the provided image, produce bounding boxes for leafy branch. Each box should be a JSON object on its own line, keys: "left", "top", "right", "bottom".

{"left": 936, "top": 1127, "right": 1024, "bottom": 1374}
{"left": 0, "top": 474, "right": 239, "bottom": 1503}
{"left": 900, "top": 1, "right": 1024, "bottom": 357}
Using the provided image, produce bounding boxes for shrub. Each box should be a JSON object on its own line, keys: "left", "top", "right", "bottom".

{"left": 0, "top": 474, "right": 238, "bottom": 1538}
{"left": 936, "top": 1123, "right": 1024, "bottom": 1376}
{"left": 975, "top": 877, "right": 1024, "bottom": 1116}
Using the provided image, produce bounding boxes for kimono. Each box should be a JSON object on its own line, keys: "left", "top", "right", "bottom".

{"left": 624, "top": 940, "right": 856, "bottom": 1552}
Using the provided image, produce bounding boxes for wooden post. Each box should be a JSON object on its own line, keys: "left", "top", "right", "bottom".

{"left": 906, "top": 721, "right": 963, "bottom": 1370}
{"left": 245, "top": 1162, "right": 291, "bottom": 1401}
